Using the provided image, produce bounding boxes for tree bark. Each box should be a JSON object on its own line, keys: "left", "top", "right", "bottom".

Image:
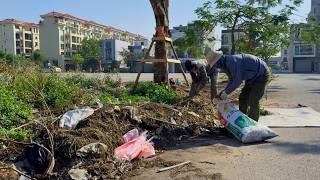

{"left": 150, "top": 0, "right": 169, "bottom": 84}
{"left": 231, "top": 12, "right": 240, "bottom": 55}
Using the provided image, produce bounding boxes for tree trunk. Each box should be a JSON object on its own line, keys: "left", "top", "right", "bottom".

{"left": 231, "top": 13, "right": 240, "bottom": 55}
{"left": 150, "top": 0, "right": 169, "bottom": 84}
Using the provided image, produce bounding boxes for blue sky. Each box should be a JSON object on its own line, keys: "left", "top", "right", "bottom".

{"left": 0, "top": 0, "right": 311, "bottom": 47}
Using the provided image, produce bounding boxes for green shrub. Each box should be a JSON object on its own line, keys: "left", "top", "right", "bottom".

{"left": 0, "top": 84, "right": 32, "bottom": 140}
{"left": 65, "top": 75, "right": 102, "bottom": 89}
{"left": 130, "top": 82, "right": 177, "bottom": 104}
{"left": 44, "top": 76, "right": 84, "bottom": 110}
{"left": 0, "top": 85, "right": 32, "bottom": 129}
{"left": 0, "top": 128, "right": 31, "bottom": 141}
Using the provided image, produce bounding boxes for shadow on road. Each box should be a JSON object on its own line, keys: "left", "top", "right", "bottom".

{"left": 168, "top": 136, "right": 272, "bottom": 151}
{"left": 304, "top": 78, "right": 320, "bottom": 81}
{"left": 261, "top": 140, "right": 320, "bottom": 155}
{"left": 309, "top": 89, "right": 320, "bottom": 94}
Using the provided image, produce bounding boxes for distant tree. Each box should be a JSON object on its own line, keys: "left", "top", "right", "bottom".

{"left": 32, "top": 50, "right": 46, "bottom": 66}
{"left": 71, "top": 53, "right": 84, "bottom": 70}
{"left": 119, "top": 49, "right": 144, "bottom": 64}
{"left": 296, "top": 16, "right": 320, "bottom": 44}
{"left": 0, "top": 50, "right": 7, "bottom": 61}
{"left": 195, "top": 0, "right": 302, "bottom": 61}
{"left": 80, "top": 38, "right": 102, "bottom": 72}
{"left": 119, "top": 48, "right": 144, "bottom": 72}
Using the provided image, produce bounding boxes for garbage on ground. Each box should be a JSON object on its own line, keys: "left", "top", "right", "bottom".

{"left": 59, "top": 107, "right": 95, "bottom": 129}
{"left": 218, "top": 102, "right": 278, "bottom": 143}
{"left": 122, "top": 128, "right": 139, "bottom": 143}
{"left": 114, "top": 105, "right": 121, "bottom": 112}
{"left": 25, "top": 144, "right": 51, "bottom": 174}
{"left": 76, "top": 143, "right": 108, "bottom": 158}
{"left": 68, "top": 168, "right": 89, "bottom": 180}
{"left": 188, "top": 111, "right": 200, "bottom": 118}
{"left": 114, "top": 129, "right": 155, "bottom": 161}
{"left": 157, "top": 160, "right": 191, "bottom": 173}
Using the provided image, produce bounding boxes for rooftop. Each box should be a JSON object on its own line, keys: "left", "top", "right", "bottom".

{"left": 41, "top": 11, "right": 146, "bottom": 40}
{"left": 0, "top": 18, "right": 38, "bottom": 27}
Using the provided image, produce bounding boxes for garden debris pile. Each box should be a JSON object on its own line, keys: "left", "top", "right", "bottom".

{"left": 0, "top": 84, "right": 239, "bottom": 179}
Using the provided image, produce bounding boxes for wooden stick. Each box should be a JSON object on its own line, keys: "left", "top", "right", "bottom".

{"left": 157, "top": 161, "right": 191, "bottom": 172}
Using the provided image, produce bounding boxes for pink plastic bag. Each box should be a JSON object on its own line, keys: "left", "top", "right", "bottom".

{"left": 139, "top": 142, "right": 155, "bottom": 159}
{"left": 123, "top": 128, "right": 139, "bottom": 143}
{"left": 115, "top": 132, "right": 147, "bottom": 161}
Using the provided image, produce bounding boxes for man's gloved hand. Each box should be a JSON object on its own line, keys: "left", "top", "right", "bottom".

{"left": 219, "top": 90, "right": 228, "bottom": 100}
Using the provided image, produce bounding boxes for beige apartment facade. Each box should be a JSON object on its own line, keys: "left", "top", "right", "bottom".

{"left": 221, "top": 29, "right": 245, "bottom": 55}
{"left": 0, "top": 19, "right": 40, "bottom": 58}
{"left": 39, "top": 12, "right": 145, "bottom": 70}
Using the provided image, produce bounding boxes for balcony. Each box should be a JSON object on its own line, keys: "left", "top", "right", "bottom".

{"left": 25, "top": 41, "right": 33, "bottom": 49}
{"left": 24, "top": 34, "right": 32, "bottom": 41}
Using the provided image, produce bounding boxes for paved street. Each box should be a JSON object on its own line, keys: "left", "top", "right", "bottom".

{"left": 263, "top": 74, "right": 320, "bottom": 111}
{"left": 131, "top": 73, "right": 320, "bottom": 180}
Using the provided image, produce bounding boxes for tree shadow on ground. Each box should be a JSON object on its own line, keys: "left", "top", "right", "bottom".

{"left": 259, "top": 140, "right": 320, "bottom": 155}
{"left": 309, "top": 89, "right": 320, "bottom": 94}
{"left": 304, "top": 78, "right": 320, "bottom": 81}
{"left": 166, "top": 130, "right": 320, "bottom": 155}
{"left": 166, "top": 135, "right": 272, "bottom": 151}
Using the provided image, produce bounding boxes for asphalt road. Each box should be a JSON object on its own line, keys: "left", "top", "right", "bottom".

{"left": 131, "top": 74, "right": 320, "bottom": 180}
{"left": 264, "top": 74, "right": 320, "bottom": 111}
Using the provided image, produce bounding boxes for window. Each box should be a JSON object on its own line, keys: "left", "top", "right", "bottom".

{"left": 35, "top": 42, "right": 38, "bottom": 47}
{"left": 16, "top": 49, "right": 20, "bottom": 55}
{"left": 61, "top": 44, "right": 64, "bottom": 50}
{"left": 283, "top": 49, "right": 288, "bottom": 56}
{"left": 141, "top": 42, "right": 144, "bottom": 46}
{"left": 72, "top": 44, "right": 77, "bottom": 51}
{"left": 105, "top": 41, "right": 112, "bottom": 60}
{"left": 294, "top": 44, "right": 315, "bottom": 56}
{"left": 15, "top": 25, "right": 20, "bottom": 29}
{"left": 221, "top": 34, "right": 228, "bottom": 45}
{"left": 16, "top": 33, "right": 20, "bottom": 39}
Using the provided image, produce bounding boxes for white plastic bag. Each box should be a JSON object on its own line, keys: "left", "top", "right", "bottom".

{"left": 218, "top": 102, "right": 277, "bottom": 143}
{"left": 59, "top": 107, "right": 94, "bottom": 129}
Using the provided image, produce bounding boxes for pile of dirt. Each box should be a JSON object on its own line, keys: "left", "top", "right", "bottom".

{"left": 0, "top": 84, "right": 239, "bottom": 179}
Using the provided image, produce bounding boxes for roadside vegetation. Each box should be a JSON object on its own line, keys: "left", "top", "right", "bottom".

{"left": 0, "top": 61, "right": 177, "bottom": 141}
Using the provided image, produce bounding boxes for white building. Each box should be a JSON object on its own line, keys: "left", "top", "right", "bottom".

{"left": 286, "top": 0, "right": 320, "bottom": 73}
{"left": 39, "top": 11, "right": 145, "bottom": 70}
{"left": 170, "top": 24, "right": 215, "bottom": 58}
{"left": 221, "top": 29, "right": 245, "bottom": 55}
{"left": 0, "top": 19, "right": 40, "bottom": 58}
{"left": 101, "top": 39, "right": 130, "bottom": 70}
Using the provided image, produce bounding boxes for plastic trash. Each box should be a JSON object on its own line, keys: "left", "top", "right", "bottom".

{"left": 59, "top": 107, "right": 94, "bottom": 129}
{"left": 115, "top": 130, "right": 155, "bottom": 161}
{"left": 68, "top": 169, "right": 89, "bottom": 180}
{"left": 76, "top": 143, "right": 108, "bottom": 158}
{"left": 218, "top": 102, "right": 278, "bottom": 143}
{"left": 123, "top": 128, "right": 139, "bottom": 143}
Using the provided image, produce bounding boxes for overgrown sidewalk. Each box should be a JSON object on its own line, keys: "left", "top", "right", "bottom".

{"left": 0, "top": 62, "right": 235, "bottom": 179}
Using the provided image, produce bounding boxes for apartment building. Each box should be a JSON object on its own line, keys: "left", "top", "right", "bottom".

{"left": 0, "top": 19, "right": 40, "bottom": 57}
{"left": 221, "top": 29, "right": 245, "bottom": 55}
{"left": 39, "top": 11, "right": 145, "bottom": 70}
{"left": 286, "top": 0, "right": 320, "bottom": 73}
{"left": 170, "top": 24, "right": 215, "bottom": 58}
{"left": 101, "top": 39, "right": 130, "bottom": 70}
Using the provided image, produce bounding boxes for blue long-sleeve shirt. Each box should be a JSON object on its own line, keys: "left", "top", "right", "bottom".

{"left": 215, "top": 54, "right": 266, "bottom": 95}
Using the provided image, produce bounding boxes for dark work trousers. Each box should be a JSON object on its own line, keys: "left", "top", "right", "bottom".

{"left": 239, "top": 68, "right": 270, "bottom": 121}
